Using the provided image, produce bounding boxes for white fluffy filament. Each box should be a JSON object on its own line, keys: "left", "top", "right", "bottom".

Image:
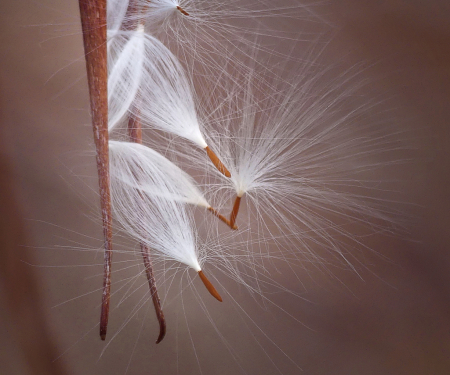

{"left": 110, "top": 158, "right": 203, "bottom": 272}
{"left": 109, "top": 147, "right": 224, "bottom": 301}
{"left": 109, "top": 140, "right": 209, "bottom": 208}
{"left": 107, "top": 27, "right": 145, "bottom": 131}
{"left": 128, "top": 0, "right": 317, "bottom": 74}
{"left": 108, "top": 27, "right": 207, "bottom": 148}
{"left": 193, "top": 65, "right": 405, "bottom": 265}
{"left": 107, "top": 0, "right": 130, "bottom": 34}
{"left": 109, "top": 140, "right": 236, "bottom": 229}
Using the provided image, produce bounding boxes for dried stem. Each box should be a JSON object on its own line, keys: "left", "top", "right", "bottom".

{"left": 124, "top": 0, "right": 167, "bottom": 343}
{"left": 205, "top": 146, "right": 231, "bottom": 178}
{"left": 229, "top": 195, "right": 241, "bottom": 228}
{"left": 78, "top": 0, "right": 112, "bottom": 341}
{"left": 128, "top": 114, "right": 167, "bottom": 344}
{"left": 140, "top": 243, "right": 166, "bottom": 344}
{"left": 198, "top": 271, "right": 223, "bottom": 302}
{"left": 127, "top": 115, "right": 143, "bottom": 143}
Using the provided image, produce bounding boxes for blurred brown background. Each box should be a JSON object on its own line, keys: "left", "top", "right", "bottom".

{"left": 1, "top": 1, "right": 450, "bottom": 374}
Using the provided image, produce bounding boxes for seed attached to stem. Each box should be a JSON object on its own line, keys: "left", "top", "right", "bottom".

{"left": 229, "top": 195, "right": 241, "bottom": 228}
{"left": 204, "top": 146, "right": 231, "bottom": 178}
{"left": 207, "top": 206, "right": 237, "bottom": 230}
{"left": 176, "top": 5, "right": 189, "bottom": 16}
{"left": 198, "top": 270, "right": 222, "bottom": 302}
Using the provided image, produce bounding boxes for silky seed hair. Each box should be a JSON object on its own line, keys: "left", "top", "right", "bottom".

{"left": 171, "top": 55, "right": 408, "bottom": 268}
{"left": 109, "top": 140, "right": 235, "bottom": 228}
{"left": 109, "top": 140, "right": 210, "bottom": 208}
{"left": 111, "top": 172, "right": 203, "bottom": 272}
{"left": 107, "top": 25, "right": 231, "bottom": 176}
{"left": 118, "top": 0, "right": 320, "bottom": 69}
{"left": 110, "top": 167, "right": 227, "bottom": 301}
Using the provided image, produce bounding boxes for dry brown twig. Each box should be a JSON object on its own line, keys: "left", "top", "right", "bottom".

{"left": 78, "top": 0, "right": 112, "bottom": 341}
{"left": 122, "top": 0, "right": 167, "bottom": 345}
{"left": 127, "top": 114, "right": 167, "bottom": 344}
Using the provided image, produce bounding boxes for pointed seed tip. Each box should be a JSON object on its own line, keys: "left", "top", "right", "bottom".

{"left": 198, "top": 270, "right": 223, "bottom": 302}
{"left": 176, "top": 6, "right": 190, "bottom": 16}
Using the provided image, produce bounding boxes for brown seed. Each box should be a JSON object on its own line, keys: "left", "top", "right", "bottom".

{"left": 229, "top": 196, "right": 241, "bottom": 228}
{"left": 176, "top": 5, "right": 190, "bottom": 16}
{"left": 198, "top": 270, "right": 223, "bottom": 302}
{"left": 205, "top": 146, "right": 231, "bottom": 178}
{"left": 207, "top": 206, "right": 238, "bottom": 230}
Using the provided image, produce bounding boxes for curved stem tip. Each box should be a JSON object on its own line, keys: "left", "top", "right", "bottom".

{"left": 128, "top": 109, "right": 167, "bottom": 343}
{"left": 198, "top": 270, "right": 223, "bottom": 302}
{"left": 141, "top": 244, "right": 166, "bottom": 344}
{"left": 204, "top": 146, "right": 231, "bottom": 178}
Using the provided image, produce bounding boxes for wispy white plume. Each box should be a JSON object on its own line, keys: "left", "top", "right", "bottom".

{"left": 109, "top": 140, "right": 209, "bottom": 208}
{"left": 128, "top": 0, "right": 321, "bottom": 72}
{"left": 109, "top": 140, "right": 236, "bottom": 229}
{"left": 110, "top": 175, "right": 202, "bottom": 272}
{"left": 107, "top": 26, "right": 204, "bottom": 145}
{"left": 109, "top": 149, "right": 224, "bottom": 301}
{"left": 107, "top": 27, "right": 145, "bottom": 132}
{"left": 104, "top": 0, "right": 409, "bottom": 353}
{"left": 107, "top": 26, "right": 231, "bottom": 176}
{"left": 129, "top": 29, "right": 207, "bottom": 148}
{"left": 180, "top": 62, "right": 408, "bottom": 265}
{"left": 107, "top": 0, "right": 130, "bottom": 34}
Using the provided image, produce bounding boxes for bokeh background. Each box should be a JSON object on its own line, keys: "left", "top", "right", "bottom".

{"left": 1, "top": 1, "right": 450, "bottom": 374}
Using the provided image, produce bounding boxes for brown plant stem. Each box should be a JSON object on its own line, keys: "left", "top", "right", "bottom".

{"left": 229, "top": 195, "right": 241, "bottom": 228}
{"left": 207, "top": 206, "right": 237, "bottom": 230}
{"left": 128, "top": 115, "right": 143, "bottom": 143}
{"left": 198, "top": 271, "right": 223, "bottom": 302}
{"left": 128, "top": 114, "right": 167, "bottom": 344}
{"left": 140, "top": 243, "right": 166, "bottom": 344}
{"left": 205, "top": 146, "right": 231, "bottom": 178}
{"left": 78, "top": 0, "right": 112, "bottom": 341}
